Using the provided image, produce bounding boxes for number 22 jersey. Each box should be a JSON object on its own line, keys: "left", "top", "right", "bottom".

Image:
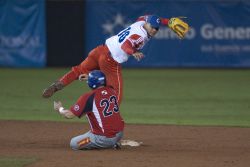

{"left": 105, "top": 18, "right": 150, "bottom": 63}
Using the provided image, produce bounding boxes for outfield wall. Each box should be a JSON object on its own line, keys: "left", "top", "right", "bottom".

{"left": 0, "top": 0, "right": 46, "bottom": 67}
{"left": 0, "top": 0, "right": 250, "bottom": 68}
{"left": 85, "top": 0, "right": 250, "bottom": 68}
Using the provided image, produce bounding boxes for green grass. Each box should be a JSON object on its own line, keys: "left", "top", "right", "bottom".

{"left": 0, "top": 68, "right": 250, "bottom": 127}
{"left": 0, "top": 157, "right": 36, "bottom": 167}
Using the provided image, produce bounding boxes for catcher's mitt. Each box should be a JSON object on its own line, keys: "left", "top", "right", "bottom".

{"left": 168, "top": 17, "right": 189, "bottom": 39}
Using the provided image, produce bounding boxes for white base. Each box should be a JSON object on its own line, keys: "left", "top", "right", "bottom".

{"left": 120, "top": 140, "right": 143, "bottom": 147}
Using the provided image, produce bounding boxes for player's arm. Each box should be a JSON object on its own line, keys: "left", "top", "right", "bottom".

{"left": 136, "top": 15, "right": 169, "bottom": 26}
{"left": 140, "top": 15, "right": 189, "bottom": 39}
{"left": 59, "top": 62, "right": 90, "bottom": 86}
{"left": 54, "top": 92, "right": 94, "bottom": 119}
{"left": 54, "top": 101, "right": 75, "bottom": 119}
{"left": 121, "top": 34, "right": 144, "bottom": 61}
{"left": 138, "top": 15, "right": 189, "bottom": 39}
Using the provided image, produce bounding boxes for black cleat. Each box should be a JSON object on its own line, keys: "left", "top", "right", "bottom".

{"left": 113, "top": 142, "right": 121, "bottom": 150}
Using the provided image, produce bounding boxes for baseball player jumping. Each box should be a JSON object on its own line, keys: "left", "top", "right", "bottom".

{"left": 54, "top": 70, "right": 124, "bottom": 150}
{"left": 43, "top": 15, "right": 189, "bottom": 105}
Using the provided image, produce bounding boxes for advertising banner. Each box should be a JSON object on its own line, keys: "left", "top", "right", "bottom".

{"left": 0, "top": 0, "right": 46, "bottom": 67}
{"left": 85, "top": 1, "right": 250, "bottom": 67}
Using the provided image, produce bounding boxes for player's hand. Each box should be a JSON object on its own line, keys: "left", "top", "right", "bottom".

{"left": 78, "top": 74, "right": 88, "bottom": 81}
{"left": 54, "top": 101, "right": 62, "bottom": 111}
{"left": 132, "top": 52, "right": 144, "bottom": 61}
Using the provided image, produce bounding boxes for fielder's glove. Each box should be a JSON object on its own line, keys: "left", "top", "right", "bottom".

{"left": 168, "top": 17, "right": 189, "bottom": 39}
{"left": 42, "top": 81, "right": 64, "bottom": 98}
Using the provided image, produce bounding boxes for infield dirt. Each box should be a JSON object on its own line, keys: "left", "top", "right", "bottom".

{"left": 0, "top": 120, "right": 250, "bottom": 167}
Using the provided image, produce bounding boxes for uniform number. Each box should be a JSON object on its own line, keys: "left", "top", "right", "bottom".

{"left": 118, "top": 27, "right": 131, "bottom": 43}
{"left": 100, "top": 95, "right": 119, "bottom": 117}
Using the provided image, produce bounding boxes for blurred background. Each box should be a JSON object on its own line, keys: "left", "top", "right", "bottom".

{"left": 1, "top": 0, "right": 250, "bottom": 68}
{"left": 0, "top": 0, "right": 250, "bottom": 126}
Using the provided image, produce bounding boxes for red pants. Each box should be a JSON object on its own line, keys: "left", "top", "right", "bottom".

{"left": 60, "top": 45, "right": 123, "bottom": 105}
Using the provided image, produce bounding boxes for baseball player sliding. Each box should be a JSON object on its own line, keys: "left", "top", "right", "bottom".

{"left": 43, "top": 14, "right": 189, "bottom": 105}
{"left": 54, "top": 70, "right": 124, "bottom": 150}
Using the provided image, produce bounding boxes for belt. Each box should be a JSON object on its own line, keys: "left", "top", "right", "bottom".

{"left": 93, "top": 131, "right": 121, "bottom": 138}
{"left": 93, "top": 133, "right": 115, "bottom": 138}
{"left": 106, "top": 131, "right": 123, "bottom": 138}
{"left": 105, "top": 134, "right": 116, "bottom": 138}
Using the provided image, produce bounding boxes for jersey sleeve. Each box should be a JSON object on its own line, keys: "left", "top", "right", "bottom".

{"left": 161, "top": 18, "right": 169, "bottom": 26}
{"left": 121, "top": 34, "right": 144, "bottom": 54}
{"left": 70, "top": 92, "right": 95, "bottom": 118}
{"left": 136, "top": 15, "right": 148, "bottom": 22}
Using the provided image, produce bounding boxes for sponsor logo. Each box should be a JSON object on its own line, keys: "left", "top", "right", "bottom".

{"left": 156, "top": 18, "right": 160, "bottom": 23}
{"left": 155, "top": 27, "right": 195, "bottom": 40}
{"left": 101, "top": 90, "right": 108, "bottom": 95}
{"left": 201, "top": 24, "right": 250, "bottom": 40}
{"left": 74, "top": 105, "right": 80, "bottom": 111}
{"left": 0, "top": 36, "right": 42, "bottom": 48}
{"left": 102, "top": 14, "right": 250, "bottom": 41}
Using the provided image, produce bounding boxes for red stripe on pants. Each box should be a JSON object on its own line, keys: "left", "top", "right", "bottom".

{"left": 70, "top": 45, "right": 123, "bottom": 105}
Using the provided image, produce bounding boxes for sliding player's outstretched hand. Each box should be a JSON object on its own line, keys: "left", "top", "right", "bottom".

{"left": 53, "top": 101, "right": 62, "bottom": 111}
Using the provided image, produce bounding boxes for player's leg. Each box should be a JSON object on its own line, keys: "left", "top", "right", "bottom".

{"left": 42, "top": 46, "right": 102, "bottom": 98}
{"left": 70, "top": 131, "right": 98, "bottom": 150}
{"left": 94, "top": 131, "right": 124, "bottom": 149}
{"left": 98, "top": 48, "right": 123, "bottom": 105}
{"left": 71, "top": 45, "right": 102, "bottom": 77}
{"left": 70, "top": 131, "right": 123, "bottom": 150}
{"left": 105, "top": 64, "right": 123, "bottom": 105}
